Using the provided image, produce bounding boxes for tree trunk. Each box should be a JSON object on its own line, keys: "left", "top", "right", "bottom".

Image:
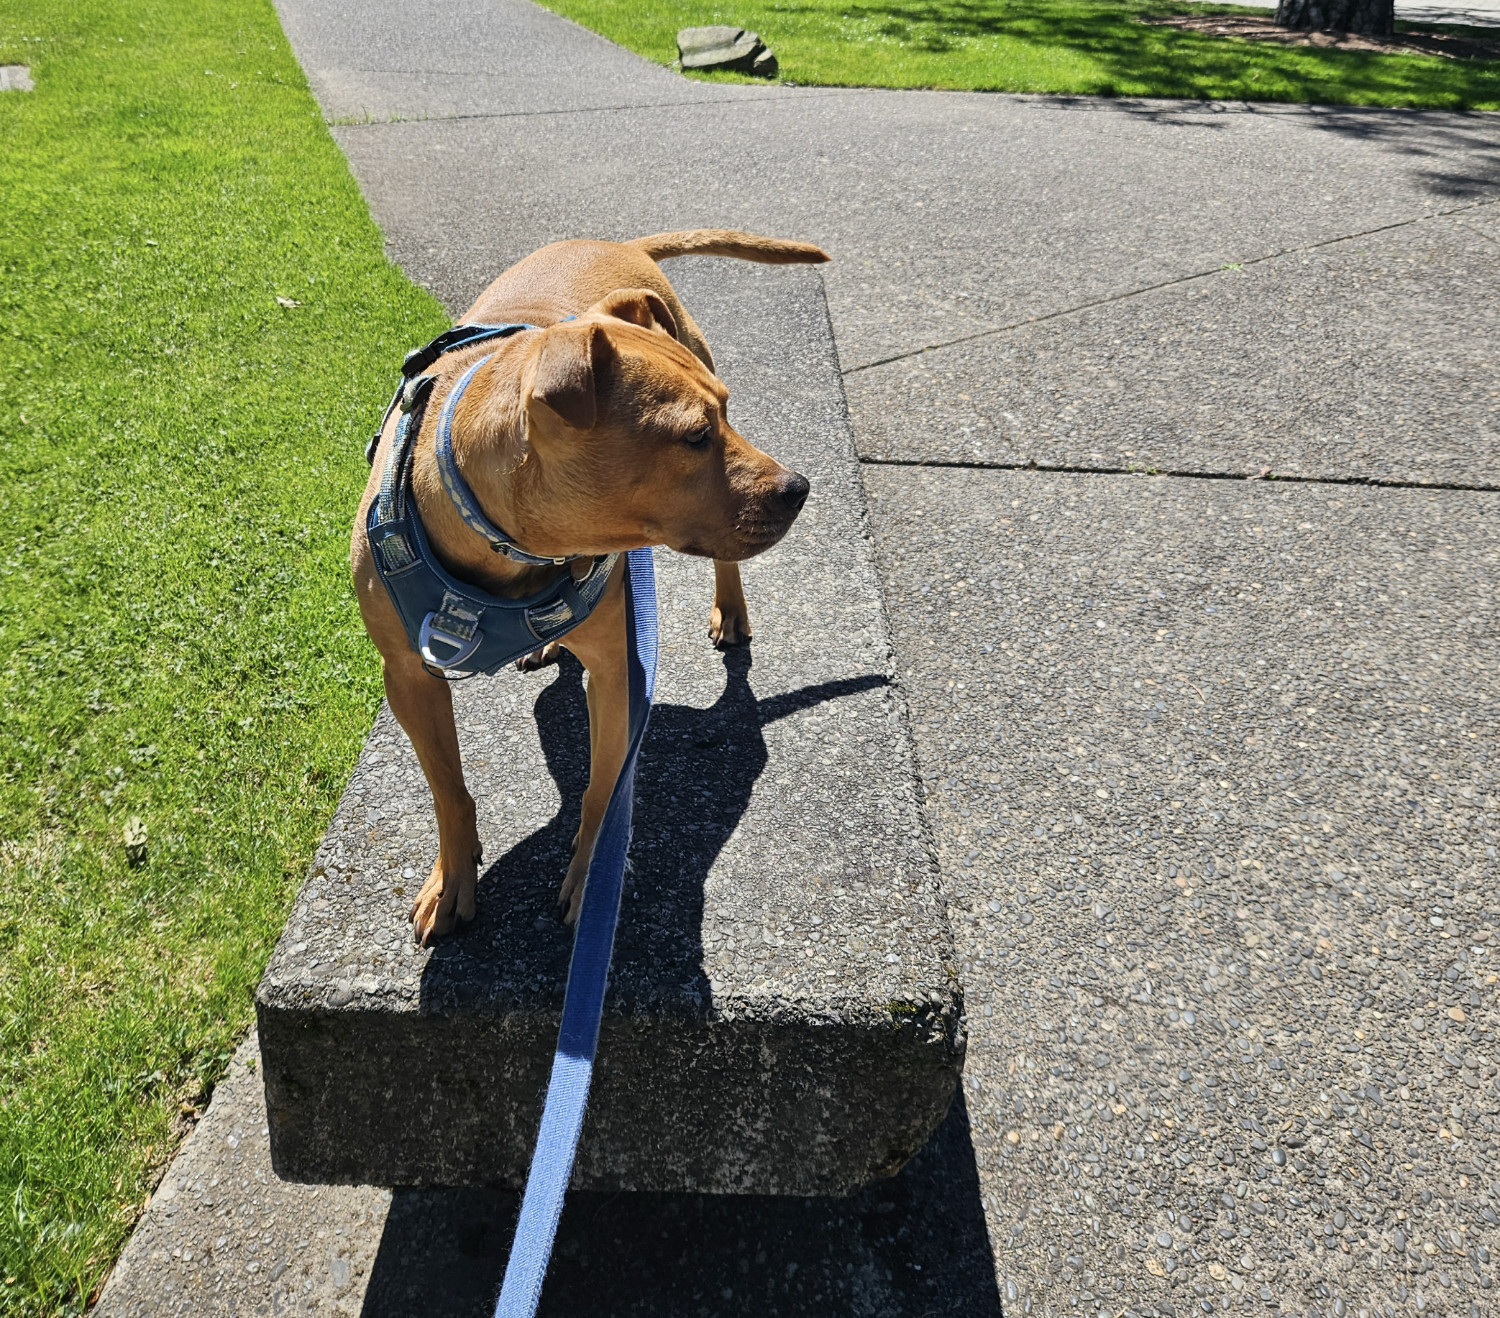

{"left": 1276, "top": 0, "right": 1394, "bottom": 35}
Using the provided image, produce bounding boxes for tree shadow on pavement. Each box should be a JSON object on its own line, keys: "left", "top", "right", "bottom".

{"left": 1287, "top": 105, "right": 1500, "bottom": 198}
{"left": 359, "top": 1091, "right": 1001, "bottom": 1317}
{"left": 1121, "top": 94, "right": 1500, "bottom": 198}
{"left": 1035, "top": 92, "right": 1500, "bottom": 200}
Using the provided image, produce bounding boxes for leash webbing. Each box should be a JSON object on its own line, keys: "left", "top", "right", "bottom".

{"left": 493, "top": 547, "right": 658, "bottom": 1318}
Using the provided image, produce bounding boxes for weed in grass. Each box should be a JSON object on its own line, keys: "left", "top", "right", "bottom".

{"left": 0, "top": 1, "right": 445, "bottom": 1311}
{"left": 541, "top": 0, "right": 1500, "bottom": 107}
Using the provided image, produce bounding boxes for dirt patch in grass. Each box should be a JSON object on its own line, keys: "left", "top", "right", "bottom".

{"left": 1141, "top": 13, "right": 1500, "bottom": 59}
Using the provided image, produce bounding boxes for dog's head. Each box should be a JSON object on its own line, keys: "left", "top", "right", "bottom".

{"left": 517, "top": 290, "right": 808, "bottom": 561}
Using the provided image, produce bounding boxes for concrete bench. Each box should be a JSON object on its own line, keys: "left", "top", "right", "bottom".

{"left": 255, "top": 262, "right": 963, "bottom": 1195}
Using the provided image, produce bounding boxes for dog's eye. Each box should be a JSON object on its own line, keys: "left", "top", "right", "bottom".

{"left": 684, "top": 425, "right": 713, "bottom": 448}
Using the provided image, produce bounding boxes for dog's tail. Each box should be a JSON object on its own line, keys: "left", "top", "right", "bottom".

{"left": 628, "top": 229, "right": 829, "bottom": 265}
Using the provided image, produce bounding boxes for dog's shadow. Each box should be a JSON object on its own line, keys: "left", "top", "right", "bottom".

{"left": 419, "top": 646, "right": 887, "bottom": 1009}
{"left": 389, "top": 650, "right": 1005, "bottom": 1316}
{"left": 360, "top": 1091, "right": 1002, "bottom": 1317}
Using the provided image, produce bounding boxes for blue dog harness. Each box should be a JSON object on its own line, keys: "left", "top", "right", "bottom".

{"left": 366, "top": 322, "right": 618, "bottom": 675}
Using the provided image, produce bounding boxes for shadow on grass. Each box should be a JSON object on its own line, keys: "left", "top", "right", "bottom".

{"left": 770, "top": 0, "right": 1500, "bottom": 106}
{"left": 763, "top": 0, "right": 1500, "bottom": 192}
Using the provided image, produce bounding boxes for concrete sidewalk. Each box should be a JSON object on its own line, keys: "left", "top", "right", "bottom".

{"left": 105, "top": 2, "right": 1500, "bottom": 1315}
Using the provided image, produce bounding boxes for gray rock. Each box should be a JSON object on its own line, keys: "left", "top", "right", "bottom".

{"left": 0, "top": 65, "right": 34, "bottom": 92}
{"left": 677, "top": 24, "right": 752, "bottom": 59}
{"left": 255, "top": 262, "right": 962, "bottom": 1195}
{"left": 677, "top": 25, "right": 776, "bottom": 76}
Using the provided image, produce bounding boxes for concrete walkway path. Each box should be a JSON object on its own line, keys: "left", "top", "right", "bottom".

{"left": 105, "top": 3, "right": 1500, "bottom": 1315}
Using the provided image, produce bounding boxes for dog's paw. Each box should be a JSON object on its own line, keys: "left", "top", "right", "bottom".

{"left": 407, "top": 848, "right": 480, "bottom": 945}
{"left": 516, "top": 642, "right": 563, "bottom": 672}
{"left": 708, "top": 602, "right": 752, "bottom": 649}
{"left": 556, "top": 860, "right": 588, "bottom": 926}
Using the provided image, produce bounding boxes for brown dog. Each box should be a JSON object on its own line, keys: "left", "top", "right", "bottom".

{"left": 350, "top": 230, "right": 828, "bottom": 943}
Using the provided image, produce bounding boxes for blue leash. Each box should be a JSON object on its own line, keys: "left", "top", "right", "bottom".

{"left": 493, "top": 547, "right": 658, "bottom": 1318}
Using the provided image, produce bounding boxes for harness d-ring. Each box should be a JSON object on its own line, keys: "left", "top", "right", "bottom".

{"left": 418, "top": 612, "right": 484, "bottom": 671}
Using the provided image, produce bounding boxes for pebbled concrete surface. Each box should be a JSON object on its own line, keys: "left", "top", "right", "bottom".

{"left": 329, "top": 94, "right": 1500, "bottom": 386}
{"left": 848, "top": 213, "right": 1500, "bottom": 485}
{"left": 285, "top": 1, "right": 1500, "bottom": 486}
{"left": 96, "top": 1037, "right": 389, "bottom": 1318}
{"left": 98, "top": 1033, "right": 1001, "bottom": 1317}
{"left": 864, "top": 464, "right": 1500, "bottom": 1317}
{"left": 257, "top": 261, "right": 962, "bottom": 1194}
{"left": 319, "top": 53, "right": 1500, "bottom": 486}
{"left": 269, "top": 0, "right": 817, "bottom": 121}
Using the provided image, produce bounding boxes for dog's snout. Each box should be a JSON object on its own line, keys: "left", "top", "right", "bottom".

{"left": 779, "top": 471, "right": 810, "bottom": 514}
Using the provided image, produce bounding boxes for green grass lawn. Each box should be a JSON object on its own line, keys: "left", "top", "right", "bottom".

{"left": 0, "top": 2, "right": 444, "bottom": 1311}
{"left": 543, "top": 0, "right": 1500, "bottom": 107}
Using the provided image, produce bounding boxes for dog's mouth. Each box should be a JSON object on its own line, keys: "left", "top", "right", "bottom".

{"left": 677, "top": 505, "right": 801, "bottom": 561}
{"left": 669, "top": 471, "right": 809, "bottom": 561}
{"left": 673, "top": 524, "right": 791, "bottom": 562}
{"left": 735, "top": 519, "right": 796, "bottom": 557}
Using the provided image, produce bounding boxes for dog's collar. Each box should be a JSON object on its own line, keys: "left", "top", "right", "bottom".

{"left": 368, "top": 320, "right": 577, "bottom": 568}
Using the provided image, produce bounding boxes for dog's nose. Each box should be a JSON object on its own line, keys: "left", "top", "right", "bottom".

{"left": 778, "top": 471, "right": 810, "bottom": 514}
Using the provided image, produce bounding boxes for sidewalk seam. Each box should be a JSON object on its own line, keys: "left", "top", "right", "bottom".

{"left": 841, "top": 193, "right": 1500, "bottom": 376}
{"left": 326, "top": 89, "right": 856, "bottom": 128}
{"left": 859, "top": 455, "right": 1500, "bottom": 494}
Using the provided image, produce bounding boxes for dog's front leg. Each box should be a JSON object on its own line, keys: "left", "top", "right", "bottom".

{"left": 382, "top": 652, "right": 482, "bottom": 944}
{"left": 556, "top": 570, "right": 630, "bottom": 924}
{"left": 708, "top": 559, "right": 752, "bottom": 648}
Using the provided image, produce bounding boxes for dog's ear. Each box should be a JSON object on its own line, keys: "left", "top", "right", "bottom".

{"left": 530, "top": 320, "right": 611, "bottom": 432}
{"left": 588, "top": 288, "right": 679, "bottom": 342}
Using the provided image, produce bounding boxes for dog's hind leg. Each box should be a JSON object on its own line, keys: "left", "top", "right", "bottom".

{"left": 381, "top": 652, "right": 482, "bottom": 945}
{"left": 515, "top": 641, "right": 563, "bottom": 672}
{"left": 709, "top": 559, "right": 752, "bottom": 648}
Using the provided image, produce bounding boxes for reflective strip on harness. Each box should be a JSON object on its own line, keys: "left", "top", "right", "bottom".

{"left": 433, "top": 355, "right": 570, "bottom": 566}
